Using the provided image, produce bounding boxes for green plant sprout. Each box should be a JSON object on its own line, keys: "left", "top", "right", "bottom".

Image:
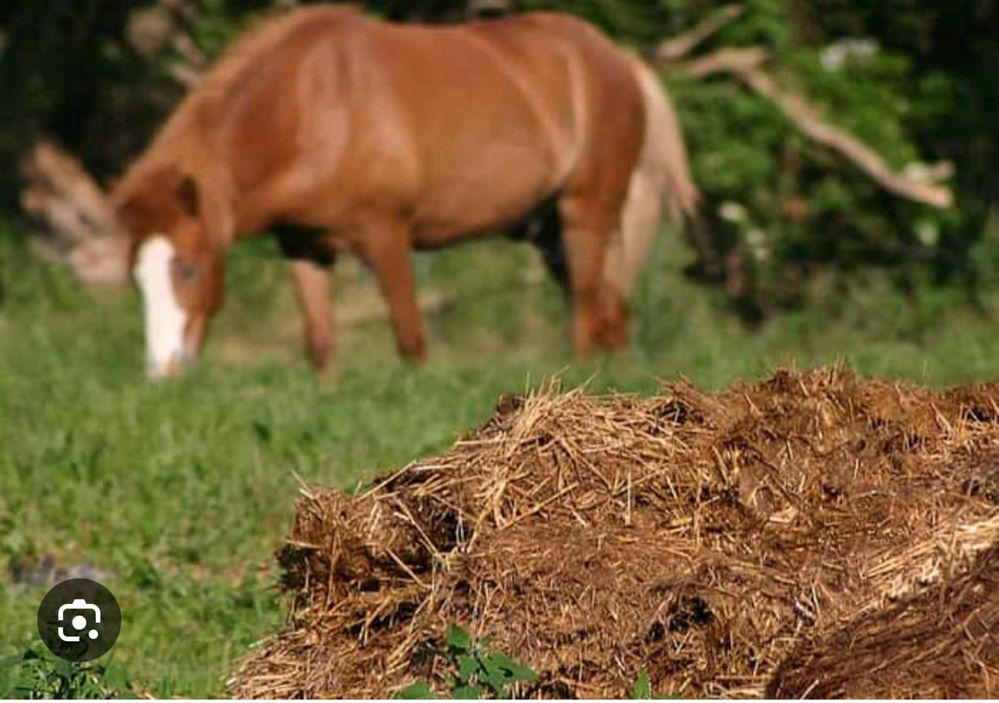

{"left": 397, "top": 625, "right": 536, "bottom": 699}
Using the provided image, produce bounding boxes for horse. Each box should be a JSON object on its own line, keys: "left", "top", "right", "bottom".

{"left": 114, "top": 5, "right": 698, "bottom": 379}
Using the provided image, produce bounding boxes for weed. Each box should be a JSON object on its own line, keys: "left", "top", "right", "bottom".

{"left": 630, "top": 670, "right": 680, "bottom": 699}
{"left": 397, "top": 625, "right": 536, "bottom": 699}
{"left": 0, "top": 648, "right": 135, "bottom": 699}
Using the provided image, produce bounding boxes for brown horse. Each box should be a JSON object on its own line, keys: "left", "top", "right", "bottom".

{"left": 114, "top": 6, "right": 698, "bottom": 378}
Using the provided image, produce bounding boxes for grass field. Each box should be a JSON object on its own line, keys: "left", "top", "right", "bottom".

{"left": 2, "top": 223, "right": 999, "bottom": 697}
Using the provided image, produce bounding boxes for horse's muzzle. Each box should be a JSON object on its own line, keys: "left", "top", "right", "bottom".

{"left": 145, "top": 347, "right": 196, "bottom": 381}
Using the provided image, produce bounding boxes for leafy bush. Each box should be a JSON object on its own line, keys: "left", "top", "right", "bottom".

{"left": 669, "top": 1, "right": 981, "bottom": 309}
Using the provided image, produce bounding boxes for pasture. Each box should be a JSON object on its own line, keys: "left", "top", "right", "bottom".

{"left": 2, "top": 220, "right": 999, "bottom": 696}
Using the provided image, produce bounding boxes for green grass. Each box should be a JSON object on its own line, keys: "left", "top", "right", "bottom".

{"left": 2, "top": 224, "right": 999, "bottom": 696}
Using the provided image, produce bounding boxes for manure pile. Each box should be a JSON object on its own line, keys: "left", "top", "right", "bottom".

{"left": 769, "top": 543, "right": 999, "bottom": 697}
{"left": 231, "top": 368, "right": 999, "bottom": 698}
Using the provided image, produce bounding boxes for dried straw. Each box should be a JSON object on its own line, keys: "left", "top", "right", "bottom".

{"left": 769, "top": 544, "right": 998, "bottom": 697}
{"left": 230, "top": 368, "right": 999, "bottom": 698}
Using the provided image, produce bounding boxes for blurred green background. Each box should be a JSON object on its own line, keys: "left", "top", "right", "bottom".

{"left": 1, "top": 0, "right": 998, "bottom": 697}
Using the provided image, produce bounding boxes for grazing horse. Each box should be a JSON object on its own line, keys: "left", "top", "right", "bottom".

{"left": 114, "top": 6, "right": 698, "bottom": 378}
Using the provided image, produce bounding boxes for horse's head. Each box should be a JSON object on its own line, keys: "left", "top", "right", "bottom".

{"left": 115, "top": 166, "right": 225, "bottom": 379}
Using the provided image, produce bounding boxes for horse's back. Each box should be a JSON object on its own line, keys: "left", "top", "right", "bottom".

{"left": 174, "top": 8, "right": 646, "bottom": 241}
{"left": 511, "top": 13, "right": 646, "bottom": 204}
{"left": 339, "top": 12, "right": 644, "bottom": 238}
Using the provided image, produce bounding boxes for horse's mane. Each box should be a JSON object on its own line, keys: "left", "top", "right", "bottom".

{"left": 183, "top": 5, "right": 362, "bottom": 120}
{"left": 115, "top": 5, "right": 362, "bottom": 208}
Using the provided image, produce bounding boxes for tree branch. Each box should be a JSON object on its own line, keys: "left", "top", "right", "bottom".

{"left": 126, "top": 0, "right": 206, "bottom": 87}
{"left": 680, "top": 48, "right": 954, "bottom": 209}
{"left": 655, "top": 5, "right": 745, "bottom": 63}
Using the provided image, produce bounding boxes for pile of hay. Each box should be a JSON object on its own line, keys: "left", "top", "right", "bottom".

{"left": 231, "top": 368, "right": 999, "bottom": 698}
{"left": 769, "top": 544, "right": 998, "bottom": 697}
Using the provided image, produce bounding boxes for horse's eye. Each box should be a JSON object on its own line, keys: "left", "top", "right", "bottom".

{"left": 172, "top": 260, "right": 200, "bottom": 281}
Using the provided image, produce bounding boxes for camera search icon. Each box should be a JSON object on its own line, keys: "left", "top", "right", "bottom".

{"left": 37, "top": 579, "right": 121, "bottom": 662}
{"left": 57, "top": 598, "right": 102, "bottom": 642}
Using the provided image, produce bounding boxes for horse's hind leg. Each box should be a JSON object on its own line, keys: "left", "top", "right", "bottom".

{"left": 598, "top": 274, "right": 629, "bottom": 351}
{"left": 277, "top": 227, "right": 336, "bottom": 372}
{"left": 558, "top": 194, "right": 623, "bottom": 356}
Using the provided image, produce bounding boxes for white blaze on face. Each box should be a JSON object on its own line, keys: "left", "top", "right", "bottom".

{"left": 134, "top": 236, "right": 187, "bottom": 379}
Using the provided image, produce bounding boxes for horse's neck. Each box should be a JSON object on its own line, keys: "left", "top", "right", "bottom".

{"left": 161, "top": 106, "right": 238, "bottom": 248}
{"left": 199, "top": 164, "right": 237, "bottom": 249}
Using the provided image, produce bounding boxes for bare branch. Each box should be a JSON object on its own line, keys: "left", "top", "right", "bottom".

{"left": 20, "top": 141, "right": 130, "bottom": 286}
{"left": 21, "top": 142, "right": 121, "bottom": 236}
{"left": 171, "top": 31, "right": 207, "bottom": 68}
{"left": 680, "top": 48, "right": 954, "bottom": 209}
{"left": 683, "top": 46, "right": 769, "bottom": 77}
{"left": 169, "top": 63, "right": 202, "bottom": 89}
{"left": 655, "top": 5, "right": 745, "bottom": 63}
{"left": 467, "top": 0, "right": 514, "bottom": 18}
{"left": 125, "top": 1, "right": 206, "bottom": 87}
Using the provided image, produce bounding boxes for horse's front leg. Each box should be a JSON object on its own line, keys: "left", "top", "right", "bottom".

{"left": 355, "top": 218, "right": 427, "bottom": 362}
{"left": 289, "top": 259, "right": 334, "bottom": 371}
{"left": 276, "top": 227, "right": 336, "bottom": 372}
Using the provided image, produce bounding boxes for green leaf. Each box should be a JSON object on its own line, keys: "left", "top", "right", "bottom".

{"left": 456, "top": 655, "right": 479, "bottom": 683}
{"left": 446, "top": 625, "right": 473, "bottom": 653}
{"left": 485, "top": 654, "right": 536, "bottom": 682}
{"left": 396, "top": 680, "right": 436, "bottom": 699}
{"left": 632, "top": 670, "right": 652, "bottom": 699}
{"left": 54, "top": 658, "right": 75, "bottom": 679}
{"left": 482, "top": 670, "right": 512, "bottom": 697}
{"left": 452, "top": 683, "right": 484, "bottom": 699}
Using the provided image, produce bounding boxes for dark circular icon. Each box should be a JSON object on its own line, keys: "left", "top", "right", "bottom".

{"left": 37, "top": 578, "right": 121, "bottom": 662}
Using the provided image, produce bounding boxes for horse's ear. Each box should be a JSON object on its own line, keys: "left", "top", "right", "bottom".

{"left": 177, "top": 175, "right": 200, "bottom": 217}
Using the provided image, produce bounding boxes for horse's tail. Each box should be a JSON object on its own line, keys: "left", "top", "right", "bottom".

{"left": 604, "top": 55, "right": 700, "bottom": 296}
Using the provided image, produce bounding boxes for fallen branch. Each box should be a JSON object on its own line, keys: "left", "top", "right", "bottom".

{"left": 655, "top": 5, "right": 745, "bottom": 63}
{"left": 20, "top": 140, "right": 130, "bottom": 286}
{"left": 678, "top": 47, "right": 953, "bottom": 208}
